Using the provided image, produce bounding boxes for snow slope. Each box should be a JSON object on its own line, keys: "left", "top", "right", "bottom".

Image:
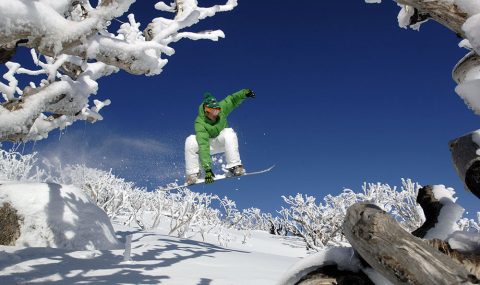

{"left": 0, "top": 221, "right": 306, "bottom": 285}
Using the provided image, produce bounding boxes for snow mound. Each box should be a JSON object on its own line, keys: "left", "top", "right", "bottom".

{"left": 276, "top": 247, "right": 362, "bottom": 285}
{"left": 0, "top": 182, "right": 119, "bottom": 250}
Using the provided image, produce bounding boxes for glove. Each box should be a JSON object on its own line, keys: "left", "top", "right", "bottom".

{"left": 246, "top": 89, "right": 255, "bottom": 98}
{"left": 205, "top": 169, "right": 215, "bottom": 184}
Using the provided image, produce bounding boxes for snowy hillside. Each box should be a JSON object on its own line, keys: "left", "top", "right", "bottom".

{"left": 0, "top": 218, "right": 307, "bottom": 285}
{"left": 1, "top": 181, "right": 477, "bottom": 284}
{"left": 0, "top": 172, "right": 306, "bottom": 284}
{"left": 0, "top": 150, "right": 478, "bottom": 284}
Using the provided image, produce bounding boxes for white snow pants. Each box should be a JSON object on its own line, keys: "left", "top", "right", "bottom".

{"left": 185, "top": 128, "right": 242, "bottom": 175}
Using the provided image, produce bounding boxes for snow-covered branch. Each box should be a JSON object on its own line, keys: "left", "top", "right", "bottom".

{"left": 0, "top": 148, "right": 38, "bottom": 181}
{"left": 0, "top": 0, "right": 238, "bottom": 142}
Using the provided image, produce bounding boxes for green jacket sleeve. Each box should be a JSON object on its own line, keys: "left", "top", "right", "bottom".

{"left": 219, "top": 89, "right": 248, "bottom": 116}
{"left": 195, "top": 121, "right": 212, "bottom": 171}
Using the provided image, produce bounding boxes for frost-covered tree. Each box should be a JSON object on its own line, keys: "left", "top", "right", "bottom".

{"left": 2, "top": 149, "right": 477, "bottom": 250}
{"left": 167, "top": 188, "right": 219, "bottom": 238}
{"left": 367, "top": 0, "right": 480, "bottom": 114}
{"left": 0, "top": 0, "right": 237, "bottom": 141}
{"left": 359, "top": 179, "right": 423, "bottom": 231}
{"left": 63, "top": 164, "right": 144, "bottom": 220}
{"left": 279, "top": 179, "right": 423, "bottom": 251}
{"left": 218, "top": 196, "right": 243, "bottom": 229}
{"left": 0, "top": 148, "right": 39, "bottom": 181}
{"left": 458, "top": 212, "right": 480, "bottom": 232}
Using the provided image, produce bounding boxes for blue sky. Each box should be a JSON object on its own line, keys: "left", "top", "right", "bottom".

{"left": 7, "top": 1, "right": 480, "bottom": 214}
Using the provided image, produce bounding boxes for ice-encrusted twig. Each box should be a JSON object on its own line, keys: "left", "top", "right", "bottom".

{"left": 0, "top": 52, "right": 117, "bottom": 141}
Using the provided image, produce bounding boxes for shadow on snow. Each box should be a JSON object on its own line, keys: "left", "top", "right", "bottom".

{"left": 0, "top": 183, "right": 248, "bottom": 284}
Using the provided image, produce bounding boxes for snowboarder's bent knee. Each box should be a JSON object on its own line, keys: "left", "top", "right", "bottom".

{"left": 184, "top": 89, "right": 255, "bottom": 185}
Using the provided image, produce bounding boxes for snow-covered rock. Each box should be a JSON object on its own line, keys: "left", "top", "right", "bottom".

{"left": 0, "top": 182, "right": 120, "bottom": 250}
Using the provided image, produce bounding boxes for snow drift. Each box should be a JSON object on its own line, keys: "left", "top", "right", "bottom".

{"left": 0, "top": 182, "right": 119, "bottom": 250}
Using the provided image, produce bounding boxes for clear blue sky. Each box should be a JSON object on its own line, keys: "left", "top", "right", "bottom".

{"left": 9, "top": 1, "right": 480, "bottom": 214}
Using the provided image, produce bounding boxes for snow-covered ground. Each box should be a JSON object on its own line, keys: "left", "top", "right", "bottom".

{"left": 0, "top": 220, "right": 307, "bottom": 285}
{"left": 0, "top": 157, "right": 478, "bottom": 284}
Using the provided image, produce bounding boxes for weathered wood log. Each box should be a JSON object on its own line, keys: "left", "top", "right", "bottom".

{"left": 427, "top": 238, "right": 480, "bottom": 280}
{"left": 449, "top": 132, "right": 480, "bottom": 199}
{"left": 343, "top": 202, "right": 479, "bottom": 285}
{"left": 453, "top": 52, "right": 480, "bottom": 85}
{"left": 451, "top": 52, "right": 480, "bottom": 114}
{"left": 396, "top": 0, "right": 468, "bottom": 37}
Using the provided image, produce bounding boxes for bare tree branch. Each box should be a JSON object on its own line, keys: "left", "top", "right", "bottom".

{"left": 397, "top": 0, "right": 468, "bottom": 37}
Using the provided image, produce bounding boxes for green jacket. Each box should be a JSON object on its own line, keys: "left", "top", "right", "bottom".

{"left": 194, "top": 89, "right": 249, "bottom": 171}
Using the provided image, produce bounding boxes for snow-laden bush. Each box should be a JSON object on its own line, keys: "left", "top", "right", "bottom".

{"left": 62, "top": 164, "right": 144, "bottom": 220}
{"left": 279, "top": 179, "right": 423, "bottom": 251}
{"left": 458, "top": 212, "right": 480, "bottom": 233}
{"left": 358, "top": 179, "right": 423, "bottom": 232}
{"left": 0, "top": 148, "right": 39, "bottom": 181}
{"left": 0, "top": 148, "right": 477, "bottom": 249}
{"left": 166, "top": 188, "right": 219, "bottom": 238}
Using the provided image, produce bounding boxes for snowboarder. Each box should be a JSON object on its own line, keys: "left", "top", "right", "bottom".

{"left": 185, "top": 89, "right": 255, "bottom": 185}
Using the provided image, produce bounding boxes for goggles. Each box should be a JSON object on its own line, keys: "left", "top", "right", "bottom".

{"left": 205, "top": 106, "right": 221, "bottom": 116}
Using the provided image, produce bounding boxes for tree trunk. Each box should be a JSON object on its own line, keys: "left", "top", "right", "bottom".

{"left": 343, "top": 202, "right": 479, "bottom": 285}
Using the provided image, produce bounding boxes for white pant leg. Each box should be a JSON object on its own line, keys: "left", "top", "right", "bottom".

{"left": 209, "top": 135, "right": 225, "bottom": 155}
{"left": 215, "top": 128, "right": 242, "bottom": 169}
{"left": 185, "top": 135, "right": 200, "bottom": 175}
{"left": 185, "top": 128, "right": 242, "bottom": 175}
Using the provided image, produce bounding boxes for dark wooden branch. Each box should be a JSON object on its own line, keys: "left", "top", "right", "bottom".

{"left": 449, "top": 132, "right": 480, "bottom": 199}
{"left": 0, "top": 39, "right": 28, "bottom": 64}
{"left": 0, "top": 47, "right": 16, "bottom": 64}
{"left": 412, "top": 185, "right": 444, "bottom": 238}
{"left": 343, "top": 202, "right": 479, "bottom": 285}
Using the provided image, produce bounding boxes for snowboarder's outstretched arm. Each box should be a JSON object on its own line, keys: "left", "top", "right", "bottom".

{"left": 219, "top": 89, "right": 254, "bottom": 116}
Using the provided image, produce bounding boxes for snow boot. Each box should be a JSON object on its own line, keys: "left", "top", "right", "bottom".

{"left": 186, "top": 173, "right": 200, "bottom": 185}
{"left": 229, "top": 165, "right": 245, "bottom": 176}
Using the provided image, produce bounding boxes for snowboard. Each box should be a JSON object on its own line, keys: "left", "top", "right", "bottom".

{"left": 158, "top": 165, "right": 275, "bottom": 191}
